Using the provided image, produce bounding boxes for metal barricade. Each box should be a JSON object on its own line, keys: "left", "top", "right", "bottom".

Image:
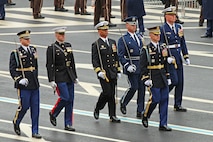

{"left": 143, "top": 0, "right": 200, "bottom": 18}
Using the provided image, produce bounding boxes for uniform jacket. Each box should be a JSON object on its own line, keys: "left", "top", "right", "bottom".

{"left": 46, "top": 41, "right": 77, "bottom": 83}
{"left": 140, "top": 42, "right": 170, "bottom": 88}
{"left": 9, "top": 46, "right": 39, "bottom": 89}
{"left": 127, "top": 0, "right": 146, "bottom": 17}
{"left": 202, "top": 0, "right": 213, "bottom": 19}
{"left": 118, "top": 32, "right": 143, "bottom": 75}
{"left": 160, "top": 23, "right": 189, "bottom": 65}
{"left": 92, "top": 38, "right": 121, "bottom": 80}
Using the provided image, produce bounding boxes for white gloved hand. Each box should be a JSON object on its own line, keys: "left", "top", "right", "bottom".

{"left": 167, "top": 57, "right": 175, "bottom": 64}
{"left": 117, "top": 73, "right": 121, "bottom": 79}
{"left": 19, "top": 78, "right": 29, "bottom": 86}
{"left": 144, "top": 79, "right": 153, "bottom": 87}
{"left": 98, "top": 72, "right": 106, "bottom": 79}
{"left": 185, "top": 58, "right": 190, "bottom": 65}
{"left": 50, "top": 81, "right": 57, "bottom": 89}
{"left": 167, "top": 79, "right": 172, "bottom": 85}
{"left": 74, "top": 78, "right": 79, "bottom": 84}
{"left": 127, "top": 64, "right": 136, "bottom": 73}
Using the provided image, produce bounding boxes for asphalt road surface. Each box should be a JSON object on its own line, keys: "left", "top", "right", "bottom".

{"left": 0, "top": 0, "right": 213, "bottom": 142}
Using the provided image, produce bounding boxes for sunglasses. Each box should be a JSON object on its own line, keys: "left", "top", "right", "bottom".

{"left": 58, "top": 32, "right": 65, "bottom": 35}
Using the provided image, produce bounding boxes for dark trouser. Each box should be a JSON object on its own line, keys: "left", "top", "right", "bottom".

{"left": 120, "top": 0, "right": 127, "bottom": 21}
{"left": 169, "top": 64, "right": 184, "bottom": 106}
{"left": 206, "top": 19, "right": 213, "bottom": 36}
{"left": 94, "top": 0, "right": 111, "bottom": 26}
{"left": 0, "top": 4, "right": 5, "bottom": 19}
{"left": 30, "top": 0, "right": 43, "bottom": 17}
{"left": 51, "top": 82, "right": 74, "bottom": 126}
{"left": 121, "top": 74, "right": 145, "bottom": 113}
{"left": 74, "top": 0, "right": 87, "bottom": 13}
{"left": 13, "top": 89, "right": 40, "bottom": 134}
{"left": 54, "top": 0, "right": 64, "bottom": 8}
{"left": 144, "top": 86, "right": 169, "bottom": 126}
{"left": 95, "top": 78, "right": 117, "bottom": 117}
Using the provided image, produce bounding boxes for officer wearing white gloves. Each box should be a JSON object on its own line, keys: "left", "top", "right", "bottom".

{"left": 92, "top": 21, "right": 121, "bottom": 123}
{"left": 140, "top": 26, "right": 172, "bottom": 131}
{"left": 9, "top": 30, "right": 42, "bottom": 138}
{"left": 160, "top": 7, "right": 190, "bottom": 112}
{"left": 46, "top": 27, "right": 78, "bottom": 131}
{"left": 117, "top": 16, "right": 146, "bottom": 118}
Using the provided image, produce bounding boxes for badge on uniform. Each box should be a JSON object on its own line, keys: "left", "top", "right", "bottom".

{"left": 112, "top": 44, "right": 117, "bottom": 52}
{"left": 130, "top": 49, "right": 133, "bottom": 53}
{"left": 100, "top": 45, "right": 106, "bottom": 50}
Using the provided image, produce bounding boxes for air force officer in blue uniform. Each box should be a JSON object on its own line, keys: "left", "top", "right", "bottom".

{"left": 9, "top": 30, "right": 42, "bottom": 138}
{"left": 160, "top": 7, "right": 190, "bottom": 112}
{"left": 118, "top": 16, "right": 145, "bottom": 118}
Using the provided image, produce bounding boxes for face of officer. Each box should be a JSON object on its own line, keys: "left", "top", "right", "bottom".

{"left": 126, "top": 23, "right": 137, "bottom": 33}
{"left": 20, "top": 37, "right": 30, "bottom": 46}
{"left": 165, "top": 14, "right": 176, "bottom": 25}
{"left": 149, "top": 33, "right": 160, "bottom": 43}
{"left": 98, "top": 29, "right": 108, "bottom": 38}
{"left": 55, "top": 32, "right": 65, "bottom": 42}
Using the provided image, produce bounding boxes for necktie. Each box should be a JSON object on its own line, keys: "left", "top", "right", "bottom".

{"left": 172, "top": 26, "right": 176, "bottom": 34}
{"left": 157, "top": 44, "right": 160, "bottom": 53}
{"left": 27, "top": 47, "right": 31, "bottom": 54}
{"left": 133, "top": 34, "right": 139, "bottom": 46}
{"left": 105, "top": 39, "right": 109, "bottom": 46}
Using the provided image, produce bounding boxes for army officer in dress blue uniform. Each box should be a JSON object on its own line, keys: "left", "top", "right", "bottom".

{"left": 9, "top": 30, "right": 42, "bottom": 138}
{"left": 46, "top": 27, "right": 78, "bottom": 131}
{"left": 117, "top": 16, "right": 146, "bottom": 118}
{"left": 140, "top": 26, "right": 172, "bottom": 131}
{"left": 160, "top": 7, "right": 190, "bottom": 112}
{"left": 92, "top": 21, "right": 121, "bottom": 123}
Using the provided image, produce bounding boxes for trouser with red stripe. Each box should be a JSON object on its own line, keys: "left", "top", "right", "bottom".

{"left": 51, "top": 82, "right": 74, "bottom": 126}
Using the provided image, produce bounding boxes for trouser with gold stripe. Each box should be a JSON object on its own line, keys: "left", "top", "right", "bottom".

{"left": 13, "top": 89, "right": 40, "bottom": 134}
{"left": 143, "top": 86, "right": 169, "bottom": 126}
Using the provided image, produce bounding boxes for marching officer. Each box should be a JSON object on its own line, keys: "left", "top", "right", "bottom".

{"left": 30, "top": 0, "right": 45, "bottom": 19}
{"left": 92, "top": 21, "right": 121, "bottom": 123}
{"left": 94, "top": 0, "right": 116, "bottom": 27}
{"left": 160, "top": 7, "right": 190, "bottom": 112}
{"left": 117, "top": 16, "right": 146, "bottom": 118}
{"left": 9, "top": 30, "right": 42, "bottom": 138}
{"left": 46, "top": 27, "right": 78, "bottom": 131}
{"left": 54, "top": 0, "right": 68, "bottom": 12}
{"left": 140, "top": 26, "right": 172, "bottom": 131}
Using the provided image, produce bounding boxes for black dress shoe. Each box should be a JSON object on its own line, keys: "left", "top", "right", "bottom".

{"left": 174, "top": 106, "right": 187, "bottom": 112}
{"left": 120, "top": 100, "right": 126, "bottom": 114}
{"left": 136, "top": 112, "right": 142, "bottom": 119}
{"left": 110, "top": 116, "right": 121, "bottom": 123}
{"left": 32, "top": 133, "right": 42, "bottom": 139}
{"left": 93, "top": 109, "right": 99, "bottom": 120}
{"left": 6, "top": 2, "right": 16, "bottom": 6}
{"left": 49, "top": 112, "right": 57, "bottom": 126}
{"left": 175, "top": 19, "right": 184, "bottom": 24}
{"left": 13, "top": 121, "right": 21, "bottom": 135}
{"left": 110, "top": 15, "right": 116, "bottom": 18}
{"left": 34, "top": 15, "right": 45, "bottom": 19}
{"left": 142, "top": 115, "right": 148, "bottom": 128}
{"left": 159, "top": 125, "right": 172, "bottom": 131}
{"left": 108, "top": 23, "right": 117, "bottom": 27}
{"left": 81, "top": 12, "right": 91, "bottom": 15}
{"left": 55, "top": 7, "right": 68, "bottom": 12}
{"left": 0, "top": 17, "right": 5, "bottom": 20}
{"left": 199, "top": 22, "right": 203, "bottom": 27}
{"left": 64, "top": 125, "right": 75, "bottom": 131}
{"left": 75, "top": 11, "right": 80, "bottom": 14}
{"left": 200, "top": 34, "right": 212, "bottom": 38}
